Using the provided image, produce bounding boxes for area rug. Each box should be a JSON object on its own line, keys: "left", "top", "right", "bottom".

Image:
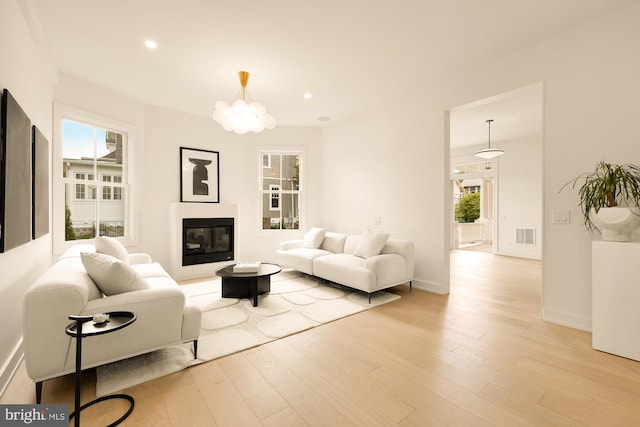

{"left": 95, "top": 271, "right": 401, "bottom": 396}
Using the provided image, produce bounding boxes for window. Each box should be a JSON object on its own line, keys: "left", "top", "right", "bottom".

{"left": 260, "top": 151, "right": 301, "bottom": 230}
{"left": 270, "top": 185, "right": 280, "bottom": 210}
{"left": 54, "top": 105, "right": 136, "bottom": 252}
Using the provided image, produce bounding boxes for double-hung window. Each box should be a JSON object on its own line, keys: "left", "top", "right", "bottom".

{"left": 260, "top": 151, "right": 302, "bottom": 230}
{"left": 54, "top": 105, "right": 136, "bottom": 251}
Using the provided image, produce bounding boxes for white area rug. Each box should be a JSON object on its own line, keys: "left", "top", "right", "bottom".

{"left": 96, "top": 272, "right": 401, "bottom": 396}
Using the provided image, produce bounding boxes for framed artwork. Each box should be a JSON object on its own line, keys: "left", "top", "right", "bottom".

{"left": 180, "top": 147, "right": 219, "bottom": 203}
{"left": 32, "top": 125, "right": 49, "bottom": 239}
{"left": 0, "top": 88, "right": 32, "bottom": 253}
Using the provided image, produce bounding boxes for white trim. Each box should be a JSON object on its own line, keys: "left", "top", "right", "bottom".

{"left": 0, "top": 340, "right": 24, "bottom": 400}
{"left": 52, "top": 103, "right": 138, "bottom": 255}
{"left": 542, "top": 308, "right": 591, "bottom": 332}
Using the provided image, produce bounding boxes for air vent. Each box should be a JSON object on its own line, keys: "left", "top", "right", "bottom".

{"left": 516, "top": 228, "right": 535, "bottom": 245}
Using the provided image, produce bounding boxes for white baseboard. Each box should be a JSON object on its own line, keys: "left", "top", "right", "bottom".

{"left": 411, "top": 279, "right": 447, "bottom": 295}
{"left": 0, "top": 340, "right": 24, "bottom": 400}
{"left": 543, "top": 309, "right": 592, "bottom": 332}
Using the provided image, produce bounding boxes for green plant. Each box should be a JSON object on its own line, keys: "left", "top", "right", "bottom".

{"left": 65, "top": 205, "right": 76, "bottom": 240}
{"left": 455, "top": 192, "right": 480, "bottom": 223}
{"left": 560, "top": 161, "right": 640, "bottom": 232}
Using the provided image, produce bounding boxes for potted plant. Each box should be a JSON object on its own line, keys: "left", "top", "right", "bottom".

{"left": 561, "top": 161, "right": 640, "bottom": 241}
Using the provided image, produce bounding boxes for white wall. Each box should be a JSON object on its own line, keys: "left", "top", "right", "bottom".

{"left": 0, "top": 0, "right": 54, "bottom": 391}
{"left": 321, "top": 101, "right": 449, "bottom": 292}
{"left": 496, "top": 136, "right": 542, "bottom": 259}
{"left": 141, "top": 106, "right": 322, "bottom": 268}
{"left": 321, "top": 3, "right": 640, "bottom": 329}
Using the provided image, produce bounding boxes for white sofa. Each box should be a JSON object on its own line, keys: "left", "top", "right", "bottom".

{"left": 23, "top": 238, "right": 202, "bottom": 403}
{"left": 275, "top": 229, "right": 414, "bottom": 301}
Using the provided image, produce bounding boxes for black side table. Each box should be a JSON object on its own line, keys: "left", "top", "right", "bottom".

{"left": 65, "top": 311, "right": 136, "bottom": 427}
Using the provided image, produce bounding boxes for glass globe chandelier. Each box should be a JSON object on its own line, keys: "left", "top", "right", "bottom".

{"left": 475, "top": 119, "right": 504, "bottom": 159}
{"left": 212, "top": 71, "right": 276, "bottom": 134}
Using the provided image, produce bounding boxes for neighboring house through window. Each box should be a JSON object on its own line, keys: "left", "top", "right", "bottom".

{"left": 260, "top": 151, "right": 302, "bottom": 230}
{"left": 53, "top": 104, "right": 137, "bottom": 253}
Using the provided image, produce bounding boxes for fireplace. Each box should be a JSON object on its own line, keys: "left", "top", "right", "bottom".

{"left": 182, "top": 217, "right": 234, "bottom": 266}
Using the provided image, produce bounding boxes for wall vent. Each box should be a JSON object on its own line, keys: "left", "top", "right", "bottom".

{"left": 516, "top": 228, "right": 536, "bottom": 245}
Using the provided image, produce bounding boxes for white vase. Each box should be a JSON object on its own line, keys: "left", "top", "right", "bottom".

{"left": 590, "top": 206, "right": 640, "bottom": 241}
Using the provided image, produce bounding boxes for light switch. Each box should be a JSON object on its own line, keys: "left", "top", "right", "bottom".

{"left": 553, "top": 211, "right": 570, "bottom": 225}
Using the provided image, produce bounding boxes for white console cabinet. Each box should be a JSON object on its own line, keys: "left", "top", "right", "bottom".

{"left": 592, "top": 240, "right": 640, "bottom": 361}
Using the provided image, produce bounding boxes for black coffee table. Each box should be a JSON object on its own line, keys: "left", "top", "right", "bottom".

{"left": 216, "top": 263, "right": 281, "bottom": 306}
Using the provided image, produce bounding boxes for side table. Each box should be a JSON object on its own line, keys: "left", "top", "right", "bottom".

{"left": 65, "top": 311, "right": 136, "bottom": 427}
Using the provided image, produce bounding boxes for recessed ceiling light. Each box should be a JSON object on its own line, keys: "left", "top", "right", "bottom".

{"left": 317, "top": 116, "right": 331, "bottom": 122}
{"left": 144, "top": 40, "right": 157, "bottom": 49}
{"left": 304, "top": 93, "right": 312, "bottom": 100}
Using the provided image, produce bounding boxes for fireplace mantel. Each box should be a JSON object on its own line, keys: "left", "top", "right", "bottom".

{"left": 169, "top": 203, "right": 238, "bottom": 280}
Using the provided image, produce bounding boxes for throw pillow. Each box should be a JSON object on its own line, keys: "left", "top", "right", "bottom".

{"left": 353, "top": 229, "right": 390, "bottom": 258}
{"left": 95, "top": 236, "right": 129, "bottom": 263}
{"left": 303, "top": 227, "right": 327, "bottom": 249}
{"left": 81, "top": 252, "right": 149, "bottom": 296}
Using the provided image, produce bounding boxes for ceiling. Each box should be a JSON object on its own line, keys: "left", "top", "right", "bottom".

{"left": 25, "top": 0, "right": 632, "bottom": 145}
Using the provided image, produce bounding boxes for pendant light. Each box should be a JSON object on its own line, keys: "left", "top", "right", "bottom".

{"left": 475, "top": 119, "right": 504, "bottom": 159}
{"left": 212, "top": 71, "right": 276, "bottom": 134}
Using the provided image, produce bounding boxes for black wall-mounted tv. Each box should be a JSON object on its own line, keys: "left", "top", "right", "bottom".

{"left": 0, "top": 88, "right": 32, "bottom": 253}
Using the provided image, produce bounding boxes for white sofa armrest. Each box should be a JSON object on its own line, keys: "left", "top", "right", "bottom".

{"left": 364, "top": 253, "right": 410, "bottom": 288}
{"left": 280, "top": 239, "right": 304, "bottom": 250}
{"left": 77, "top": 287, "right": 190, "bottom": 370}
{"left": 128, "top": 252, "right": 152, "bottom": 265}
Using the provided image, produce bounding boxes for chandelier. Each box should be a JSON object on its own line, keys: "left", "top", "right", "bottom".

{"left": 212, "top": 71, "right": 276, "bottom": 134}
{"left": 475, "top": 119, "right": 504, "bottom": 159}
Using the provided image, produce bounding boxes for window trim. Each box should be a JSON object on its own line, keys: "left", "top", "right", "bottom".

{"left": 53, "top": 103, "right": 138, "bottom": 254}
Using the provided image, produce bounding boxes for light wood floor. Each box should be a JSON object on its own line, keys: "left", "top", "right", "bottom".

{"left": 4, "top": 250, "right": 640, "bottom": 426}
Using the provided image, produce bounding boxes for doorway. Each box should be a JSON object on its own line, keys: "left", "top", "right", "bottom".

{"left": 448, "top": 83, "right": 543, "bottom": 261}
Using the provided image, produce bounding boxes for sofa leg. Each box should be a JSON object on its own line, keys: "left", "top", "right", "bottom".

{"left": 410, "top": 281, "right": 413, "bottom": 292}
{"left": 193, "top": 340, "right": 198, "bottom": 359}
{"left": 368, "top": 293, "right": 372, "bottom": 304}
{"left": 35, "top": 381, "right": 43, "bottom": 404}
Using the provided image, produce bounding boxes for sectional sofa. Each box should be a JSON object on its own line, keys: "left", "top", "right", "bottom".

{"left": 275, "top": 228, "right": 414, "bottom": 301}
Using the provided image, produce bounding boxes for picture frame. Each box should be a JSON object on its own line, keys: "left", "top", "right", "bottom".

{"left": 0, "top": 88, "right": 32, "bottom": 253}
{"left": 180, "top": 147, "right": 219, "bottom": 203}
{"left": 32, "top": 125, "right": 49, "bottom": 239}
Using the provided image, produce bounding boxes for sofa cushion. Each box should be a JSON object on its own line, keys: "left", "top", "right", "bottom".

{"left": 353, "top": 229, "right": 390, "bottom": 258}
{"left": 95, "top": 236, "right": 129, "bottom": 263}
{"left": 275, "top": 248, "right": 332, "bottom": 275}
{"left": 319, "top": 232, "right": 348, "bottom": 253}
{"left": 81, "top": 252, "right": 150, "bottom": 296}
{"left": 303, "top": 227, "right": 327, "bottom": 249}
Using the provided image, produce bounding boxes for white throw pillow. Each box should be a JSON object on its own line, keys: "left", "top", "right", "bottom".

{"left": 303, "top": 227, "right": 327, "bottom": 249}
{"left": 353, "top": 229, "right": 390, "bottom": 258}
{"left": 81, "top": 252, "right": 149, "bottom": 296}
{"left": 95, "top": 236, "right": 129, "bottom": 263}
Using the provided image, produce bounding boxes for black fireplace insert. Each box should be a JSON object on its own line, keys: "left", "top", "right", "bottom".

{"left": 182, "top": 217, "right": 234, "bottom": 266}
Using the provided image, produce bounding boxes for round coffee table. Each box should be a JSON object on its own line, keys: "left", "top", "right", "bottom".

{"left": 216, "top": 263, "right": 281, "bottom": 306}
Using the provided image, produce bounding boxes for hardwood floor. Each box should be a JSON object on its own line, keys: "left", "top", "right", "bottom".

{"left": 4, "top": 250, "right": 640, "bottom": 426}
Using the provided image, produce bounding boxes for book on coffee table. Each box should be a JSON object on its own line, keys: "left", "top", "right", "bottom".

{"left": 233, "top": 261, "right": 261, "bottom": 273}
